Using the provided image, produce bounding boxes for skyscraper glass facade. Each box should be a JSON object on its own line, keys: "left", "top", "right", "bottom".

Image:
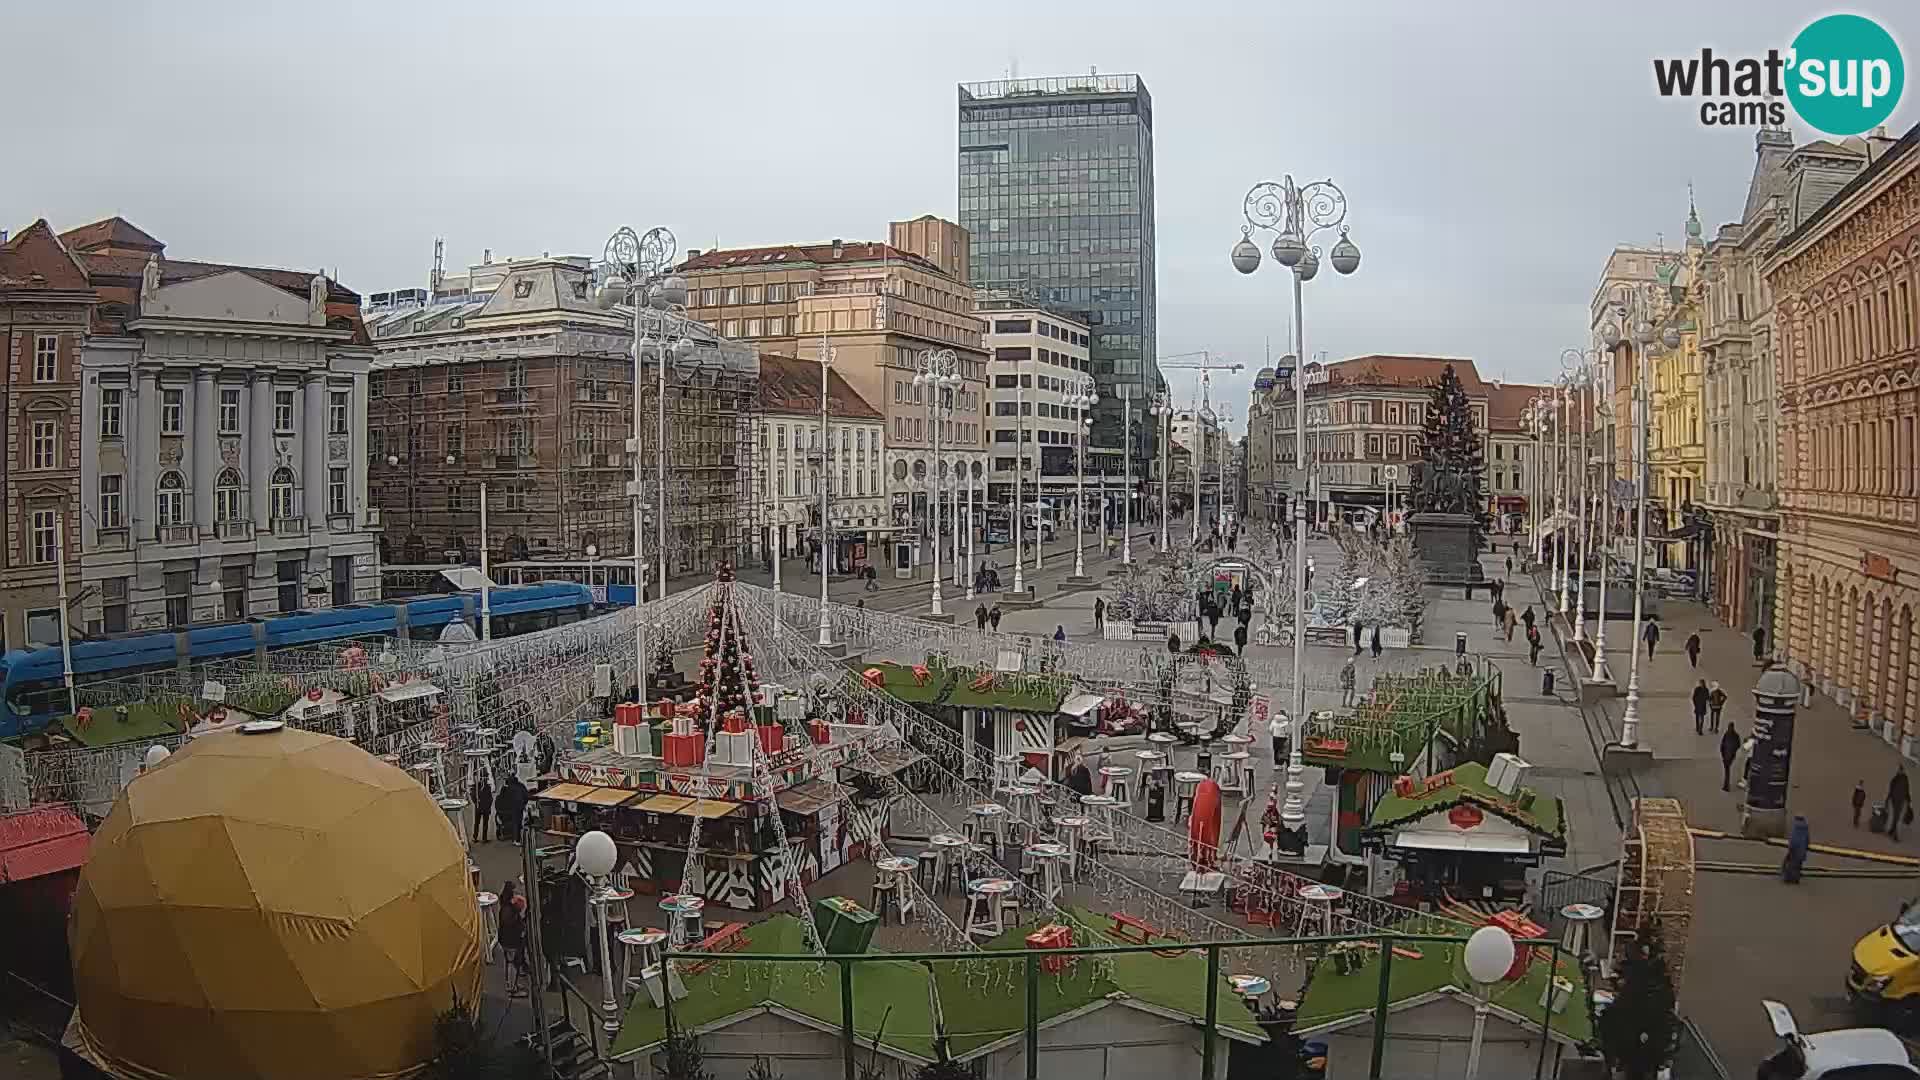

{"left": 958, "top": 75, "right": 1156, "bottom": 462}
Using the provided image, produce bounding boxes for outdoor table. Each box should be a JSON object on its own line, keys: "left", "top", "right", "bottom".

{"left": 476, "top": 891, "right": 499, "bottom": 963}
{"left": 965, "top": 877, "right": 1016, "bottom": 939}
{"left": 873, "top": 855, "right": 919, "bottom": 923}
{"left": 1229, "top": 973, "right": 1272, "bottom": 1006}
{"left": 617, "top": 927, "right": 669, "bottom": 990}
{"left": 660, "top": 893, "right": 706, "bottom": 949}
{"left": 1025, "top": 843, "right": 1069, "bottom": 902}
{"left": 928, "top": 833, "right": 969, "bottom": 894}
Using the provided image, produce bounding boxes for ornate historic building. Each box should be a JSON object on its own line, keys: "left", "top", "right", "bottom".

{"left": 1769, "top": 122, "right": 1920, "bottom": 752}
{"left": 1648, "top": 207, "right": 1706, "bottom": 575}
{"left": 1700, "top": 123, "right": 1870, "bottom": 634}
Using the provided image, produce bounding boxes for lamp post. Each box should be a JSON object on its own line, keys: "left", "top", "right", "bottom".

{"left": 1189, "top": 397, "right": 1207, "bottom": 545}
{"left": 1590, "top": 348, "right": 1614, "bottom": 683}
{"left": 1462, "top": 925, "right": 1517, "bottom": 1080}
{"left": 1233, "top": 174, "right": 1362, "bottom": 829}
{"left": 573, "top": 830, "right": 622, "bottom": 1034}
{"left": 915, "top": 348, "right": 961, "bottom": 617}
{"left": 1069, "top": 374, "right": 1098, "bottom": 578}
{"left": 965, "top": 462, "right": 978, "bottom": 600}
{"left": 1562, "top": 349, "right": 1598, "bottom": 644}
{"left": 1600, "top": 286, "right": 1670, "bottom": 749}
{"left": 1556, "top": 372, "right": 1574, "bottom": 617}
{"left": 1122, "top": 388, "right": 1136, "bottom": 564}
{"left": 814, "top": 335, "right": 836, "bottom": 647}
{"left": 1151, "top": 390, "right": 1172, "bottom": 552}
{"left": 596, "top": 226, "right": 688, "bottom": 700}
{"left": 1013, "top": 370, "right": 1027, "bottom": 598}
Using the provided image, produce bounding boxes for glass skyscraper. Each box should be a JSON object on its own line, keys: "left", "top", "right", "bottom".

{"left": 958, "top": 75, "right": 1156, "bottom": 462}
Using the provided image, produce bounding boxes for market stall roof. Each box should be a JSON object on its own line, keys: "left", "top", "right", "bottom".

{"left": 632, "top": 793, "right": 742, "bottom": 820}
{"left": 533, "top": 782, "right": 601, "bottom": 804}
{"left": 776, "top": 779, "right": 839, "bottom": 816}
{"left": 843, "top": 743, "right": 925, "bottom": 777}
{"left": 1365, "top": 761, "right": 1565, "bottom": 840}
{"left": 1059, "top": 692, "right": 1105, "bottom": 718}
{"left": 1294, "top": 939, "right": 1592, "bottom": 1045}
{"left": 1388, "top": 829, "right": 1533, "bottom": 854}
{"left": 572, "top": 786, "right": 641, "bottom": 808}
{"left": 0, "top": 805, "right": 89, "bottom": 883}
{"left": 376, "top": 681, "right": 443, "bottom": 703}
{"left": 862, "top": 661, "right": 1069, "bottom": 712}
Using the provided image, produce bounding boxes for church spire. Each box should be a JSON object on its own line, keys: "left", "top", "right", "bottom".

{"left": 1685, "top": 182, "right": 1704, "bottom": 247}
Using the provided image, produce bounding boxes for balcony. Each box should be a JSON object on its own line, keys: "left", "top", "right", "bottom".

{"left": 159, "top": 524, "right": 198, "bottom": 545}
{"left": 216, "top": 520, "right": 254, "bottom": 540}
{"left": 272, "top": 516, "right": 308, "bottom": 538}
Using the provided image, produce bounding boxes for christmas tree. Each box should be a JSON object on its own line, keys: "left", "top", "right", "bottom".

{"left": 1596, "top": 929, "right": 1681, "bottom": 1080}
{"left": 692, "top": 562, "right": 761, "bottom": 727}
{"left": 1411, "top": 363, "right": 1489, "bottom": 538}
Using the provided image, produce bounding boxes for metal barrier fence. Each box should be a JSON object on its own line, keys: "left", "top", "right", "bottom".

{"left": 647, "top": 932, "right": 1576, "bottom": 1080}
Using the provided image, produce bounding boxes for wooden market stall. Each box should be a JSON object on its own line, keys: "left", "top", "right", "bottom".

{"left": 1359, "top": 757, "right": 1565, "bottom": 906}
{"left": 858, "top": 660, "right": 1071, "bottom": 779}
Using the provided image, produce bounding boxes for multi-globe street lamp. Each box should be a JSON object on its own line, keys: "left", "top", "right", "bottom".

{"left": 1232, "top": 174, "right": 1362, "bottom": 830}
{"left": 964, "top": 460, "right": 980, "bottom": 600}
{"left": 1151, "top": 390, "right": 1173, "bottom": 552}
{"left": 1121, "top": 388, "right": 1138, "bottom": 565}
{"left": 596, "top": 225, "right": 689, "bottom": 707}
{"left": 1577, "top": 345, "right": 1616, "bottom": 684}
{"left": 1555, "top": 371, "right": 1575, "bottom": 617}
{"left": 1069, "top": 374, "right": 1099, "bottom": 578}
{"left": 813, "top": 335, "right": 836, "bottom": 647}
{"left": 1600, "top": 284, "right": 1678, "bottom": 750}
{"left": 914, "top": 348, "right": 961, "bottom": 618}
{"left": 1560, "top": 348, "right": 1602, "bottom": 646}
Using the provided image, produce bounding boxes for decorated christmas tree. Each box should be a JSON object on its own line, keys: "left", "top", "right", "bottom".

{"left": 691, "top": 562, "right": 761, "bottom": 727}
{"left": 1596, "top": 929, "right": 1681, "bottom": 1080}
{"left": 1410, "top": 363, "right": 1489, "bottom": 539}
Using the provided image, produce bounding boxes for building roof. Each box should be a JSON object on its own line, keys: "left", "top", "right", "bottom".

{"left": 680, "top": 241, "right": 942, "bottom": 277}
{"left": 1485, "top": 382, "right": 1552, "bottom": 434}
{"left": 757, "top": 354, "right": 883, "bottom": 420}
{"left": 1325, "top": 355, "right": 1487, "bottom": 394}
{"left": 77, "top": 252, "right": 360, "bottom": 304}
{"left": 0, "top": 806, "right": 89, "bottom": 884}
{"left": 0, "top": 219, "right": 92, "bottom": 291}
{"left": 1366, "top": 760, "right": 1565, "bottom": 840}
{"left": 1775, "top": 120, "right": 1920, "bottom": 255}
{"left": 59, "top": 216, "right": 164, "bottom": 255}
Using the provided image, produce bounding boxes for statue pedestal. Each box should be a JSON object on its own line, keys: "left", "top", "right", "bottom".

{"left": 1408, "top": 512, "right": 1483, "bottom": 585}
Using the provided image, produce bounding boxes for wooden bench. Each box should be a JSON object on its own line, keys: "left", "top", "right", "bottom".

{"left": 682, "top": 922, "right": 749, "bottom": 975}
{"left": 1110, "top": 912, "right": 1160, "bottom": 946}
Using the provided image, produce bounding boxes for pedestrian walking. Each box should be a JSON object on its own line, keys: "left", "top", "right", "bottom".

{"left": 1340, "top": 657, "right": 1357, "bottom": 708}
{"left": 1691, "top": 679, "right": 1710, "bottom": 735}
{"left": 989, "top": 605, "right": 1003, "bottom": 632}
{"left": 1093, "top": 596, "right": 1106, "bottom": 635}
{"left": 1720, "top": 724, "right": 1741, "bottom": 791}
{"left": 497, "top": 774, "right": 527, "bottom": 845}
{"left": 1641, "top": 616, "right": 1660, "bottom": 659}
{"left": 1504, "top": 606, "right": 1518, "bottom": 642}
{"left": 1269, "top": 706, "right": 1290, "bottom": 765}
{"left": 1370, "top": 625, "right": 1382, "bottom": 659}
{"left": 1708, "top": 682, "right": 1727, "bottom": 731}
{"left": 975, "top": 604, "right": 989, "bottom": 632}
{"left": 1053, "top": 624, "right": 1066, "bottom": 644}
{"left": 1231, "top": 585, "right": 1244, "bottom": 613}
{"left": 1234, "top": 622, "right": 1249, "bottom": 655}
{"left": 470, "top": 773, "right": 494, "bottom": 843}
{"left": 1685, "top": 631, "right": 1702, "bottom": 669}
{"left": 1853, "top": 780, "right": 1868, "bottom": 827}
{"left": 1352, "top": 619, "right": 1364, "bottom": 656}
{"left": 1753, "top": 624, "right": 1768, "bottom": 663}
{"left": 1521, "top": 606, "right": 1536, "bottom": 632}
{"left": 1505, "top": 554, "right": 1514, "bottom": 574}
{"left": 1526, "top": 624, "right": 1542, "bottom": 666}
{"left": 1492, "top": 597, "right": 1505, "bottom": 629}
{"left": 1889, "top": 768, "right": 1913, "bottom": 841}
{"left": 1782, "top": 816, "right": 1810, "bottom": 884}
{"left": 498, "top": 880, "right": 529, "bottom": 997}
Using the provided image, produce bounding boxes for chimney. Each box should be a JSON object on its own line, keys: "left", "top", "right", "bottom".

{"left": 686, "top": 249, "right": 702, "bottom": 259}
{"left": 831, "top": 238, "right": 844, "bottom": 259}
{"left": 482, "top": 248, "right": 492, "bottom": 265}
{"left": 0, "top": 229, "right": 8, "bottom": 245}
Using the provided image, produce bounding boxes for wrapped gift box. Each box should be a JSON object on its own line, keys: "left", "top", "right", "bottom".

{"left": 808, "top": 719, "right": 832, "bottom": 746}
{"left": 663, "top": 731, "right": 705, "bottom": 768}
{"left": 722, "top": 711, "right": 749, "bottom": 735}
{"left": 756, "top": 724, "right": 784, "bottom": 755}
{"left": 614, "top": 702, "right": 643, "bottom": 728}
{"left": 1025, "top": 923, "right": 1074, "bottom": 973}
{"left": 1487, "top": 910, "right": 1544, "bottom": 980}
{"left": 713, "top": 729, "right": 756, "bottom": 766}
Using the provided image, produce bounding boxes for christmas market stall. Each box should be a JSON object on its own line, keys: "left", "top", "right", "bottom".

{"left": 1360, "top": 757, "right": 1565, "bottom": 905}
{"left": 857, "top": 659, "right": 1072, "bottom": 780}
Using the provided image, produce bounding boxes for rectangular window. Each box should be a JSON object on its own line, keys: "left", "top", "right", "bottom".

{"left": 332, "top": 555, "right": 353, "bottom": 608}
{"left": 446, "top": 423, "right": 463, "bottom": 455}
{"left": 28, "top": 509, "right": 57, "bottom": 564}
{"left": 33, "top": 335, "right": 57, "bottom": 382}
{"left": 447, "top": 368, "right": 465, "bottom": 392}
{"left": 99, "top": 474, "right": 124, "bottom": 528}
{"left": 30, "top": 419, "right": 57, "bottom": 469}
{"left": 219, "top": 388, "right": 242, "bottom": 433}
{"left": 102, "top": 577, "right": 128, "bottom": 634}
{"left": 723, "top": 320, "right": 740, "bottom": 338}
{"left": 328, "top": 467, "right": 348, "bottom": 516}
{"left": 276, "top": 559, "right": 301, "bottom": 614}
{"left": 768, "top": 317, "right": 785, "bottom": 336}
{"left": 766, "top": 283, "right": 787, "bottom": 302}
{"left": 222, "top": 565, "right": 248, "bottom": 621}
{"left": 161, "top": 388, "right": 184, "bottom": 434}
{"left": 746, "top": 318, "right": 764, "bottom": 337}
{"left": 329, "top": 391, "right": 349, "bottom": 434}
{"left": 745, "top": 285, "right": 763, "bottom": 303}
{"left": 100, "top": 387, "right": 123, "bottom": 437}
{"left": 165, "top": 570, "right": 192, "bottom": 628}
{"left": 274, "top": 390, "right": 295, "bottom": 432}
{"left": 725, "top": 287, "right": 740, "bottom": 305}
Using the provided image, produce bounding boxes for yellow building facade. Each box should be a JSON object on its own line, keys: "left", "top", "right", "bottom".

{"left": 1649, "top": 219, "right": 1707, "bottom": 570}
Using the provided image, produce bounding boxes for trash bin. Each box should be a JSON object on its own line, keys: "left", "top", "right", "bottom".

{"left": 1542, "top": 669, "right": 1555, "bottom": 695}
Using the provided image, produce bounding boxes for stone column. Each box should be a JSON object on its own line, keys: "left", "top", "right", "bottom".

{"left": 303, "top": 374, "right": 326, "bottom": 525}
{"left": 350, "top": 372, "right": 369, "bottom": 530}
{"left": 192, "top": 373, "right": 216, "bottom": 528}
{"left": 135, "top": 370, "right": 160, "bottom": 541}
{"left": 250, "top": 374, "right": 274, "bottom": 528}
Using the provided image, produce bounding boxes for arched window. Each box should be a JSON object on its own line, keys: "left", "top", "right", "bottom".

{"left": 156, "top": 470, "right": 186, "bottom": 526}
{"left": 215, "top": 468, "right": 244, "bottom": 523}
{"left": 271, "top": 467, "right": 297, "bottom": 521}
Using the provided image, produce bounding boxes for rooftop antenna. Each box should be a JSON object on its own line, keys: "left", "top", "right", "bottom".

{"left": 430, "top": 238, "right": 445, "bottom": 304}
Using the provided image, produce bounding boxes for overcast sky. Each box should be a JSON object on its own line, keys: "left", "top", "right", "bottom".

{"left": 7, "top": 2, "right": 1915, "bottom": 434}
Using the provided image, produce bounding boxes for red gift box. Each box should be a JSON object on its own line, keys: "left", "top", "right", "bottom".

{"left": 1025, "top": 923, "right": 1074, "bottom": 973}
{"left": 1487, "top": 910, "right": 1544, "bottom": 980}
{"left": 663, "top": 731, "right": 705, "bottom": 768}
{"left": 723, "top": 711, "right": 749, "bottom": 735}
{"left": 615, "top": 702, "right": 642, "bottom": 727}
{"left": 756, "top": 723, "right": 784, "bottom": 755}
{"left": 808, "top": 719, "right": 831, "bottom": 746}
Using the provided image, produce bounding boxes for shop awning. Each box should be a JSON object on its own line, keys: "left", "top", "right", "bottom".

{"left": 572, "top": 786, "right": 641, "bottom": 808}
{"left": 776, "top": 779, "right": 840, "bottom": 816}
{"left": 533, "top": 782, "right": 601, "bottom": 804}
{"left": 1059, "top": 693, "right": 1105, "bottom": 718}
{"left": 377, "top": 681, "right": 443, "bottom": 703}
{"left": 1388, "top": 829, "right": 1534, "bottom": 855}
{"left": 633, "top": 793, "right": 743, "bottom": 820}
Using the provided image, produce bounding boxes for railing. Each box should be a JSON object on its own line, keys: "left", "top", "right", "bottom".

{"left": 159, "top": 524, "right": 198, "bottom": 544}
{"left": 217, "top": 519, "right": 253, "bottom": 540}
{"left": 271, "top": 515, "right": 307, "bottom": 538}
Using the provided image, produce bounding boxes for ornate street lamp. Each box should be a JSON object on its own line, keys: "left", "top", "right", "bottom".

{"left": 1599, "top": 284, "right": 1665, "bottom": 748}
{"left": 914, "top": 349, "right": 961, "bottom": 617}
{"left": 1233, "top": 174, "right": 1361, "bottom": 830}
{"left": 1069, "top": 374, "right": 1099, "bottom": 578}
{"left": 1151, "top": 390, "right": 1173, "bottom": 552}
{"left": 814, "top": 335, "right": 836, "bottom": 647}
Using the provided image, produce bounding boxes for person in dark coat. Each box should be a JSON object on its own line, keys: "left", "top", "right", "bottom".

{"left": 975, "top": 604, "right": 989, "bottom": 631}
{"left": 1353, "top": 620, "right": 1364, "bottom": 656}
{"left": 1521, "top": 606, "right": 1536, "bottom": 631}
{"left": 497, "top": 774, "right": 529, "bottom": 845}
{"left": 1708, "top": 683, "right": 1727, "bottom": 731}
{"left": 1853, "top": 780, "right": 1869, "bottom": 827}
{"left": 1888, "top": 768, "right": 1912, "bottom": 842}
{"left": 989, "top": 606, "right": 1003, "bottom": 631}
{"left": 1719, "top": 724, "right": 1741, "bottom": 791}
{"left": 1685, "top": 631, "right": 1702, "bottom": 669}
{"left": 1691, "top": 679, "right": 1710, "bottom": 736}
{"left": 1094, "top": 597, "right": 1107, "bottom": 635}
{"left": 1231, "top": 585, "right": 1244, "bottom": 613}
{"left": 1526, "top": 624, "right": 1542, "bottom": 666}
{"left": 1753, "top": 625, "right": 1767, "bottom": 663}
{"left": 1065, "top": 758, "right": 1094, "bottom": 798}
{"left": 1782, "top": 816, "right": 1810, "bottom": 883}
{"left": 498, "top": 880, "right": 529, "bottom": 996}
{"left": 1208, "top": 607, "right": 1222, "bottom": 638}
{"left": 471, "top": 774, "right": 495, "bottom": 843}
{"left": 1234, "top": 623, "right": 1249, "bottom": 655}
{"left": 1642, "top": 617, "right": 1660, "bottom": 659}
{"left": 1369, "top": 626, "right": 1382, "bottom": 659}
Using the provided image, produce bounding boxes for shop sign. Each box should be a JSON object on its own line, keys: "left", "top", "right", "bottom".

{"left": 1447, "top": 804, "right": 1485, "bottom": 830}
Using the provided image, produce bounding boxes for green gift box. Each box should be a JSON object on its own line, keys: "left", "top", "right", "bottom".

{"left": 812, "top": 895, "right": 877, "bottom": 955}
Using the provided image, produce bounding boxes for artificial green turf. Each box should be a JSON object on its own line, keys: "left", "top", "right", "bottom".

{"left": 1367, "top": 760, "right": 1564, "bottom": 839}
{"left": 860, "top": 662, "right": 1068, "bottom": 714}
{"left": 58, "top": 701, "right": 186, "bottom": 747}
{"left": 1294, "top": 937, "right": 1592, "bottom": 1044}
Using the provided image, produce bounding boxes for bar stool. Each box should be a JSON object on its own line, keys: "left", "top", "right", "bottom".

{"left": 965, "top": 802, "right": 1007, "bottom": 857}
{"left": 928, "top": 833, "right": 969, "bottom": 896}
{"left": 1173, "top": 771, "right": 1205, "bottom": 822}
{"left": 966, "top": 878, "right": 1015, "bottom": 939}
{"left": 438, "top": 797, "right": 471, "bottom": 851}
{"left": 872, "top": 856, "right": 918, "bottom": 924}
{"left": 1002, "top": 784, "right": 1042, "bottom": 842}
{"left": 1216, "top": 752, "right": 1253, "bottom": 795}
{"left": 1297, "top": 883, "right": 1342, "bottom": 938}
{"left": 1026, "top": 842, "right": 1068, "bottom": 903}
{"left": 661, "top": 894, "right": 706, "bottom": 950}
{"left": 1051, "top": 815, "right": 1088, "bottom": 880}
{"left": 992, "top": 753, "right": 1022, "bottom": 793}
{"left": 1099, "top": 765, "right": 1134, "bottom": 804}
{"left": 618, "top": 927, "right": 668, "bottom": 991}
{"left": 416, "top": 740, "right": 449, "bottom": 794}
{"left": 1560, "top": 903, "right": 1604, "bottom": 962}
{"left": 1194, "top": 742, "right": 1214, "bottom": 779}
{"left": 475, "top": 890, "right": 500, "bottom": 964}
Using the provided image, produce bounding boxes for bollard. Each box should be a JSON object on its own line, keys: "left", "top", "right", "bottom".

{"left": 1541, "top": 669, "right": 1554, "bottom": 695}
{"left": 1455, "top": 632, "right": 1467, "bottom": 657}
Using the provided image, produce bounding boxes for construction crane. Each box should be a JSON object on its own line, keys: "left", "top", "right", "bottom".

{"left": 1154, "top": 351, "right": 1244, "bottom": 543}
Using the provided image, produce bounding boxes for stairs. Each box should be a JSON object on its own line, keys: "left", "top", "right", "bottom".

{"left": 527, "top": 1018, "right": 612, "bottom": 1079}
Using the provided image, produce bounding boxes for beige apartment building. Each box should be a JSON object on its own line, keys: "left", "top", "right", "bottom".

{"left": 679, "top": 220, "right": 989, "bottom": 556}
